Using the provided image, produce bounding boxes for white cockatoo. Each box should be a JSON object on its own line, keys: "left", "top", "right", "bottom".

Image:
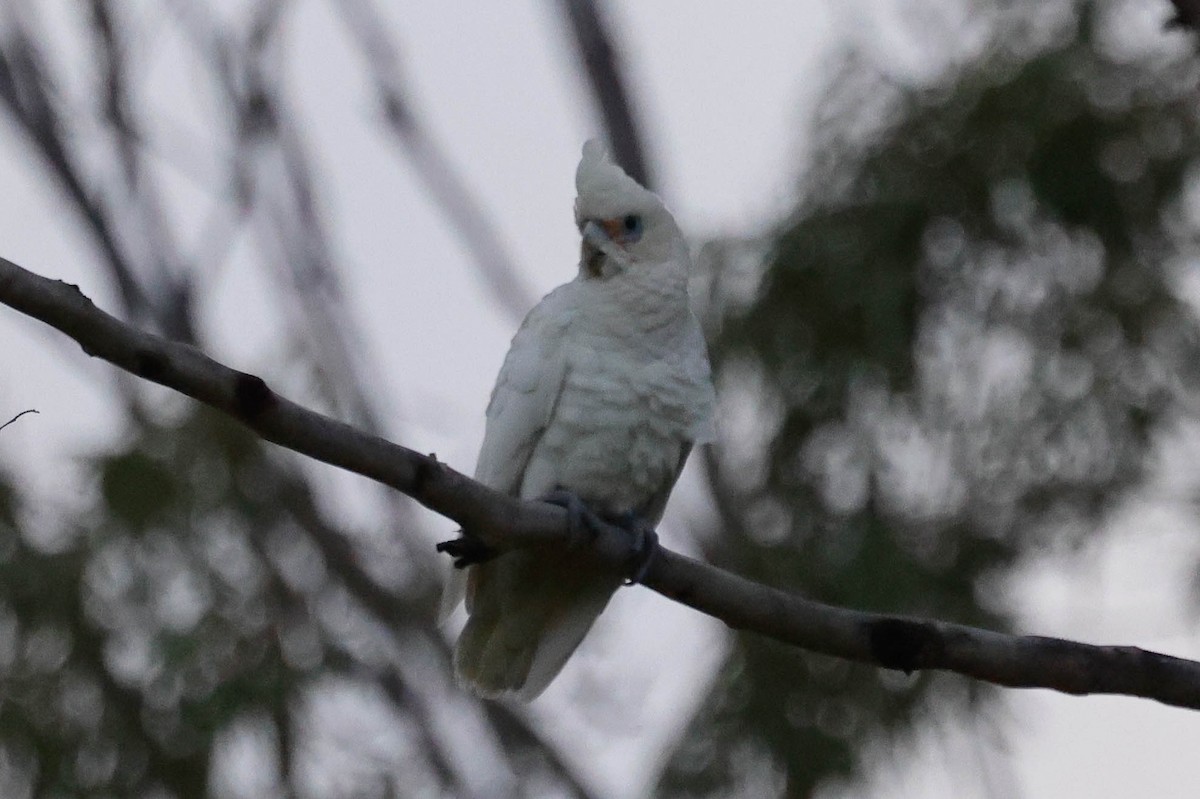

{"left": 444, "top": 140, "right": 716, "bottom": 700}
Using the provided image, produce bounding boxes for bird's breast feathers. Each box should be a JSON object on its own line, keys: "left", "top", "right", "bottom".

{"left": 515, "top": 337, "right": 712, "bottom": 516}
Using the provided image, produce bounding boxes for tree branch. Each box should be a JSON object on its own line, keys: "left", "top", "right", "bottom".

{"left": 4, "top": 254, "right": 1200, "bottom": 710}
{"left": 556, "top": 0, "right": 653, "bottom": 189}
{"left": 332, "top": 0, "right": 538, "bottom": 321}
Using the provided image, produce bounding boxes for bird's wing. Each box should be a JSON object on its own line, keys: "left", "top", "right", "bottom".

{"left": 638, "top": 441, "right": 693, "bottom": 527}
{"left": 632, "top": 316, "right": 713, "bottom": 525}
{"left": 473, "top": 285, "right": 575, "bottom": 492}
{"left": 681, "top": 314, "right": 718, "bottom": 444}
{"left": 439, "top": 285, "right": 575, "bottom": 622}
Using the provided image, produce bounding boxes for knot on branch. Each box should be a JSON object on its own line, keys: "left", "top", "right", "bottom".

{"left": 866, "top": 618, "right": 944, "bottom": 674}
{"left": 134, "top": 348, "right": 166, "bottom": 380}
{"left": 414, "top": 452, "right": 443, "bottom": 497}
{"left": 59, "top": 280, "right": 87, "bottom": 299}
{"left": 233, "top": 372, "right": 275, "bottom": 419}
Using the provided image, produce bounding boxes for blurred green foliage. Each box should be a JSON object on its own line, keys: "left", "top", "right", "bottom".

{"left": 662, "top": 2, "right": 1200, "bottom": 796}
{"left": 0, "top": 403, "right": 584, "bottom": 797}
{"left": 0, "top": 411, "right": 313, "bottom": 796}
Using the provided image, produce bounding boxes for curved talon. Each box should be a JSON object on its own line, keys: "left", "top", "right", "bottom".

{"left": 538, "top": 491, "right": 661, "bottom": 582}
{"left": 436, "top": 536, "right": 496, "bottom": 569}
{"left": 541, "top": 489, "right": 605, "bottom": 549}
{"left": 625, "top": 527, "right": 660, "bottom": 585}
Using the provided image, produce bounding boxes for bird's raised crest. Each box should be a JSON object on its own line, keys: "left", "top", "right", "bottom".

{"left": 580, "top": 138, "right": 608, "bottom": 165}
{"left": 575, "top": 138, "right": 661, "bottom": 222}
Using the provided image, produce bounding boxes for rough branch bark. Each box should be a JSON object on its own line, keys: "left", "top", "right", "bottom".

{"left": 4, "top": 254, "right": 1200, "bottom": 710}
{"left": 557, "top": 0, "right": 654, "bottom": 189}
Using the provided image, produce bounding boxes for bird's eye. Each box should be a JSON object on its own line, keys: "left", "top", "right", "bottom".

{"left": 623, "top": 214, "right": 644, "bottom": 242}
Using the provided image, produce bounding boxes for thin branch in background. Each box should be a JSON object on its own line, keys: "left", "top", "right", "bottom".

{"left": 556, "top": 0, "right": 653, "bottom": 190}
{"left": 156, "top": 11, "right": 586, "bottom": 789}
{"left": 177, "top": 0, "right": 398, "bottom": 442}
{"left": 0, "top": 13, "right": 153, "bottom": 322}
{"left": 165, "top": 1, "right": 442, "bottom": 591}
{"left": 0, "top": 5, "right": 583, "bottom": 792}
{"left": 0, "top": 409, "right": 38, "bottom": 433}
{"left": 483, "top": 702, "right": 601, "bottom": 799}
{"left": 321, "top": 647, "right": 469, "bottom": 796}
{"left": 281, "top": 471, "right": 430, "bottom": 621}
{"left": 7, "top": 256, "right": 1200, "bottom": 711}
{"left": 244, "top": 32, "right": 443, "bottom": 581}
{"left": 85, "top": 0, "right": 196, "bottom": 341}
{"left": 257, "top": 534, "right": 480, "bottom": 799}
{"left": 332, "top": 0, "right": 538, "bottom": 322}
{"left": 232, "top": 16, "right": 385, "bottom": 429}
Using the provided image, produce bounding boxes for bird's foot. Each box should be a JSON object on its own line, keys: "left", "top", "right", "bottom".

{"left": 540, "top": 489, "right": 607, "bottom": 549}
{"left": 436, "top": 533, "right": 496, "bottom": 569}
{"left": 539, "top": 491, "right": 660, "bottom": 583}
{"left": 609, "top": 511, "right": 660, "bottom": 585}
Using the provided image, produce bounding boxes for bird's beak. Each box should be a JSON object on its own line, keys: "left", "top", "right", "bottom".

{"left": 581, "top": 221, "right": 613, "bottom": 278}
{"left": 582, "top": 220, "right": 611, "bottom": 247}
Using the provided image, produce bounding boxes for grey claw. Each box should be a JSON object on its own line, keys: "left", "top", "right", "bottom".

{"left": 436, "top": 536, "right": 495, "bottom": 568}
{"left": 541, "top": 489, "right": 605, "bottom": 548}
{"left": 540, "top": 491, "right": 660, "bottom": 582}
{"left": 624, "top": 525, "right": 659, "bottom": 585}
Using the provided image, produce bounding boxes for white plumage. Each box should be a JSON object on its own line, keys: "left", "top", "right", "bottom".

{"left": 447, "top": 140, "right": 715, "bottom": 699}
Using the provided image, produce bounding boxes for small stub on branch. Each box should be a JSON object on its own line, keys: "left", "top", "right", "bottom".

{"left": 232, "top": 372, "right": 274, "bottom": 419}
{"left": 867, "top": 617, "right": 942, "bottom": 675}
{"left": 0, "top": 409, "right": 38, "bottom": 433}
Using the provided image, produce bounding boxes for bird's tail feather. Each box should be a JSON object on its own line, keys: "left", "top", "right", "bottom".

{"left": 438, "top": 564, "right": 469, "bottom": 623}
{"left": 454, "top": 550, "right": 621, "bottom": 700}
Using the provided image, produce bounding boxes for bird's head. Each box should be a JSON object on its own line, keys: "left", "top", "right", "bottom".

{"left": 573, "top": 139, "right": 682, "bottom": 280}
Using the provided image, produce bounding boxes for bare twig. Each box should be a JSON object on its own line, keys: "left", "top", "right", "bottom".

{"left": 0, "top": 20, "right": 152, "bottom": 322}
{"left": 5, "top": 254, "right": 1200, "bottom": 709}
{"left": 164, "top": 1, "right": 442, "bottom": 586}
{"left": 0, "top": 409, "right": 38, "bottom": 433}
{"left": 85, "top": 0, "right": 196, "bottom": 341}
{"left": 556, "top": 0, "right": 653, "bottom": 189}
{"left": 332, "top": 0, "right": 538, "bottom": 320}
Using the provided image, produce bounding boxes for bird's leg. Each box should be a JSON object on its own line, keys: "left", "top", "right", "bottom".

{"left": 436, "top": 532, "right": 496, "bottom": 569}
{"left": 540, "top": 488, "right": 607, "bottom": 549}
{"left": 542, "top": 491, "right": 661, "bottom": 582}
{"left": 439, "top": 489, "right": 603, "bottom": 566}
{"left": 450, "top": 490, "right": 661, "bottom": 581}
{"left": 608, "top": 511, "right": 661, "bottom": 585}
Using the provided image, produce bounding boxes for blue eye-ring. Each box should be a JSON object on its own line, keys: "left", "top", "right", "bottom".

{"left": 623, "top": 214, "right": 644, "bottom": 241}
